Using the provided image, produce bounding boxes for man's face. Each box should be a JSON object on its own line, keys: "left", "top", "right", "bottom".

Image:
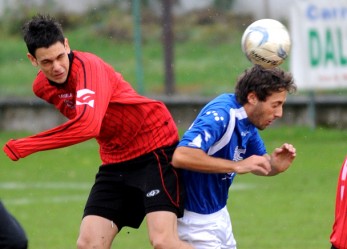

{"left": 27, "top": 39, "right": 70, "bottom": 84}
{"left": 248, "top": 90, "right": 287, "bottom": 130}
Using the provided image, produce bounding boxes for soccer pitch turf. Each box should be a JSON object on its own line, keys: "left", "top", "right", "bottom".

{"left": 1, "top": 126, "right": 346, "bottom": 249}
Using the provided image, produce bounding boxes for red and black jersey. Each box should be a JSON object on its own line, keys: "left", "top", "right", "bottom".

{"left": 8, "top": 51, "right": 179, "bottom": 164}
{"left": 330, "top": 156, "right": 347, "bottom": 249}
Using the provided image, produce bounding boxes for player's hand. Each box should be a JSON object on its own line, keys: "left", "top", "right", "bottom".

{"left": 234, "top": 155, "right": 272, "bottom": 176}
{"left": 3, "top": 139, "right": 20, "bottom": 161}
{"left": 270, "top": 143, "right": 296, "bottom": 173}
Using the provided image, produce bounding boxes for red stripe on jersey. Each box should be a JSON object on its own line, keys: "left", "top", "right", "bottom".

{"left": 330, "top": 156, "right": 347, "bottom": 249}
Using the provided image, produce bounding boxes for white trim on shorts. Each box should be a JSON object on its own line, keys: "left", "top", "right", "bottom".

{"left": 178, "top": 206, "right": 237, "bottom": 249}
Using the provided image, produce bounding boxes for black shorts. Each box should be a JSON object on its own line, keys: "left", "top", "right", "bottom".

{"left": 331, "top": 245, "right": 338, "bottom": 249}
{"left": 83, "top": 144, "right": 185, "bottom": 230}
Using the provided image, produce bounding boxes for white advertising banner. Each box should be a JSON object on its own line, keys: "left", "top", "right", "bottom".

{"left": 290, "top": 0, "right": 347, "bottom": 90}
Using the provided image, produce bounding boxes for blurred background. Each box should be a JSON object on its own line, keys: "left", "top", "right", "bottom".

{"left": 0, "top": 0, "right": 346, "bottom": 132}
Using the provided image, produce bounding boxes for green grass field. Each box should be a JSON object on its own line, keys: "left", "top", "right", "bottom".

{"left": 1, "top": 126, "right": 346, "bottom": 249}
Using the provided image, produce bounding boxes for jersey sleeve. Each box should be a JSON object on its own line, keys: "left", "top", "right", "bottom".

{"left": 4, "top": 54, "right": 113, "bottom": 160}
{"left": 178, "top": 106, "right": 229, "bottom": 153}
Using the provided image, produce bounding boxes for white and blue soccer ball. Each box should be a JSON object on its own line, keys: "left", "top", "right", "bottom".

{"left": 241, "top": 19, "right": 291, "bottom": 69}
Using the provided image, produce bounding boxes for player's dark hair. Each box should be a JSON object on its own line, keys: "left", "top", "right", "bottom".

{"left": 235, "top": 65, "right": 296, "bottom": 105}
{"left": 22, "top": 14, "right": 65, "bottom": 57}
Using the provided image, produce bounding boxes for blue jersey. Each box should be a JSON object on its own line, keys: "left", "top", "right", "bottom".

{"left": 178, "top": 93, "right": 266, "bottom": 214}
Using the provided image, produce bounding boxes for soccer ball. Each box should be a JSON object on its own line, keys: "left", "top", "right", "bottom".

{"left": 241, "top": 19, "right": 291, "bottom": 69}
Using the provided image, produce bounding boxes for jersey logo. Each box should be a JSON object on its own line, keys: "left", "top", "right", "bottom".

{"left": 241, "top": 131, "right": 250, "bottom": 137}
{"left": 76, "top": 89, "right": 95, "bottom": 107}
{"left": 58, "top": 92, "right": 75, "bottom": 109}
{"left": 206, "top": 110, "right": 225, "bottom": 122}
{"left": 188, "top": 134, "right": 203, "bottom": 148}
{"left": 222, "top": 172, "right": 236, "bottom": 181}
{"left": 233, "top": 146, "right": 246, "bottom": 161}
{"left": 204, "top": 130, "right": 211, "bottom": 142}
{"left": 146, "top": 189, "right": 160, "bottom": 197}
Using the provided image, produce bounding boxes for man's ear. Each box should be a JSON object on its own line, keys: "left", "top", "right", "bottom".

{"left": 247, "top": 92, "right": 258, "bottom": 105}
{"left": 27, "top": 53, "right": 38, "bottom": 67}
{"left": 64, "top": 38, "right": 71, "bottom": 53}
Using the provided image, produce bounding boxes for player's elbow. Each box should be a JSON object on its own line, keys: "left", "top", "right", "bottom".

{"left": 171, "top": 149, "right": 185, "bottom": 169}
{"left": 87, "top": 127, "right": 100, "bottom": 137}
{"left": 78, "top": 125, "right": 100, "bottom": 139}
{"left": 79, "top": 119, "right": 102, "bottom": 138}
{"left": 172, "top": 146, "right": 194, "bottom": 169}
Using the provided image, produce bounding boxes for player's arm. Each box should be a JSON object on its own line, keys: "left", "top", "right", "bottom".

{"left": 3, "top": 59, "right": 112, "bottom": 161}
{"left": 172, "top": 146, "right": 271, "bottom": 175}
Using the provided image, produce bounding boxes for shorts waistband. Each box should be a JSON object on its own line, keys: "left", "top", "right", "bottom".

{"left": 100, "top": 143, "right": 178, "bottom": 170}
{"left": 183, "top": 206, "right": 228, "bottom": 221}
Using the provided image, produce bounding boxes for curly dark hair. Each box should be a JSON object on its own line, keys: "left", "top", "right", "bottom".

{"left": 235, "top": 65, "right": 297, "bottom": 105}
{"left": 22, "top": 14, "right": 65, "bottom": 57}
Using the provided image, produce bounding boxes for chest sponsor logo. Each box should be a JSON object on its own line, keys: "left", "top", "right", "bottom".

{"left": 233, "top": 146, "right": 246, "bottom": 161}
{"left": 76, "top": 89, "right": 95, "bottom": 107}
{"left": 58, "top": 92, "right": 75, "bottom": 109}
{"left": 58, "top": 93, "right": 73, "bottom": 99}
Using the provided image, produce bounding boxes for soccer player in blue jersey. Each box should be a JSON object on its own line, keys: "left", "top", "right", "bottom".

{"left": 172, "top": 65, "right": 297, "bottom": 249}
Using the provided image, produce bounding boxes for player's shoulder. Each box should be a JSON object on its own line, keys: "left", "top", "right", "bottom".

{"left": 72, "top": 50, "right": 98, "bottom": 63}
{"left": 204, "top": 93, "right": 240, "bottom": 114}
{"left": 209, "top": 93, "right": 238, "bottom": 107}
{"left": 72, "top": 50, "right": 112, "bottom": 72}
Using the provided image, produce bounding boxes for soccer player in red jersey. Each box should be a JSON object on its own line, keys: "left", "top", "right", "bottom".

{"left": 330, "top": 156, "right": 347, "bottom": 249}
{"left": 330, "top": 157, "right": 347, "bottom": 249}
{"left": 3, "top": 14, "right": 194, "bottom": 249}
